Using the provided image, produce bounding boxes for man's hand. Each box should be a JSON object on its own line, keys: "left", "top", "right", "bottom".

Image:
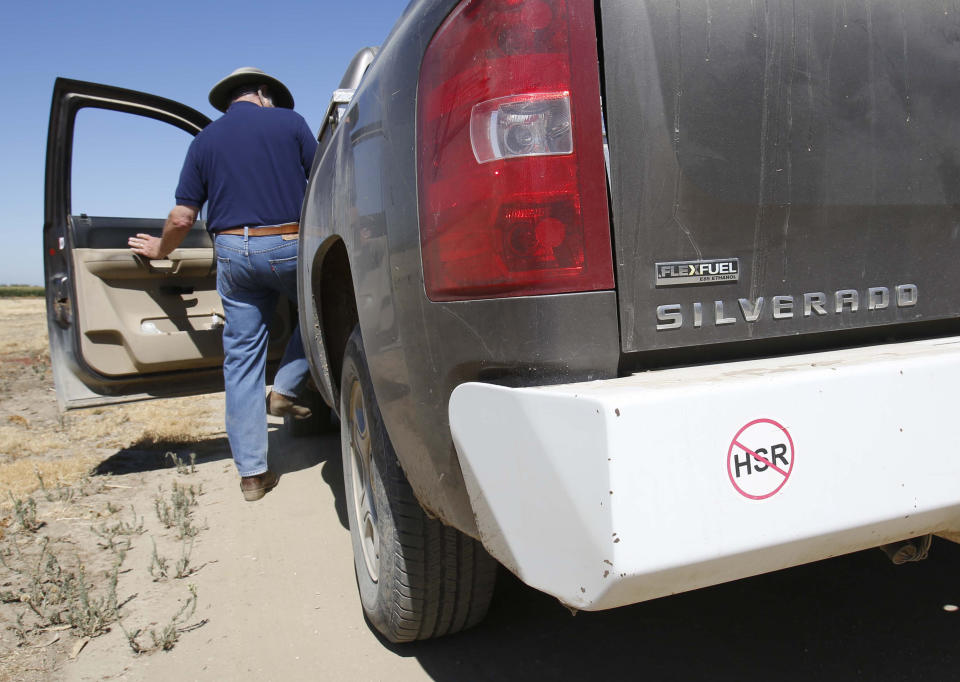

{"left": 128, "top": 233, "right": 166, "bottom": 259}
{"left": 128, "top": 205, "right": 199, "bottom": 260}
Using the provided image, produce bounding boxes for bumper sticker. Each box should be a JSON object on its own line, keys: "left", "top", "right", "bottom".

{"left": 727, "top": 418, "right": 795, "bottom": 500}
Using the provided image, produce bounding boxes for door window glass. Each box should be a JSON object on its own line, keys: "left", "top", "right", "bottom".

{"left": 71, "top": 108, "right": 194, "bottom": 219}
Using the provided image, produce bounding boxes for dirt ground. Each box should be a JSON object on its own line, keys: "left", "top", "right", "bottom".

{"left": 0, "top": 298, "right": 434, "bottom": 680}
{"left": 2, "top": 297, "right": 960, "bottom": 681}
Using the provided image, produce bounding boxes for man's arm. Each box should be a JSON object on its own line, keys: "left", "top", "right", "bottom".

{"left": 128, "top": 204, "right": 199, "bottom": 260}
{"left": 298, "top": 116, "right": 319, "bottom": 178}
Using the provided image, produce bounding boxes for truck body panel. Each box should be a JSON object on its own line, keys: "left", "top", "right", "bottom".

{"left": 602, "top": 0, "right": 960, "bottom": 355}
{"left": 299, "top": 0, "right": 621, "bottom": 535}
{"left": 300, "top": 0, "right": 960, "bottom": 588}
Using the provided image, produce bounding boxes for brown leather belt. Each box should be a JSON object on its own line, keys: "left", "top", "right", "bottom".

{"left": 218, "top": 222, "right": 299, "bottom": 236}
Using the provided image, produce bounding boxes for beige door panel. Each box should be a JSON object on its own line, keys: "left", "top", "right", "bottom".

{"left": 72, "top": 247, "right": 292, "bottom": 378}
{"left": 73, "top": 247, "right": 226, "bottom": 376}
{"left": 82, "top": 249, "right": 217, "bottom": 279}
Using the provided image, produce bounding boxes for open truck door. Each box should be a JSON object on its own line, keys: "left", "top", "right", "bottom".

{"left": 43, "top": 78, "right": 292, "bottom": 410}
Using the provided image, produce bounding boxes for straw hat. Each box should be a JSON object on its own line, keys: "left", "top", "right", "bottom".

{"left": 208, "top": 67, "right": 294, "bottom": 112}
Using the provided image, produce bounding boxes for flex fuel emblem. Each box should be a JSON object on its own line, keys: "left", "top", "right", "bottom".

{"left": 726, "top": 418, "right": 795, "bottom": 500}
{"left": 655, "top": 258, "right": 739, "bottom": 286}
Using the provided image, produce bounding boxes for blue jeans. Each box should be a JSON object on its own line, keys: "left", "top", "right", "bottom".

{"left": 214, "top": 233, "right": 309, "bottom": 477}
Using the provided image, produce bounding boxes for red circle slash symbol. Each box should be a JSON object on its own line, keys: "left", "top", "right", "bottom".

{"left": 726, "top": 418, "right": 795, "bottom": 500}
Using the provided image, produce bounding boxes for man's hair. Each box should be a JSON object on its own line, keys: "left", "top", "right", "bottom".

{"left": 230, "top": 84, "right": 272, "bottom": 103}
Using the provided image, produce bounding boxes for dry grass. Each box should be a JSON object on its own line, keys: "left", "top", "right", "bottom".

{"left": 0, "top": 456, "right": 104, "bottom": 502}
{"left": 0, "top": 296, "right": 225, "bottom": 502}
{"left": 0, "top": 395, "right": 223, "bottom": 503}
{"left": 1, "top": 396, "right": 220, "bottom": 452}
{"left": 118, "top": 398, "right": 220, "bottom": 447}
{"left": 0, "top": 425, "right": 66, "bottom": 458}
{"left": 0, "top": 298, "right": 49, "bottom": 356}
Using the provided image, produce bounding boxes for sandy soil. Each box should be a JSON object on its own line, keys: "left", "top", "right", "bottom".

{"left": 0, "top": 299, "right": 434, "bottom": 680}
{"left": 2, "top": 298, "right": 960, "bottom": 681}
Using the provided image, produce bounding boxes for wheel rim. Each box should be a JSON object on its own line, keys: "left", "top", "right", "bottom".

{"left": 348, "top": 378, "right": 380, "bottom": 583}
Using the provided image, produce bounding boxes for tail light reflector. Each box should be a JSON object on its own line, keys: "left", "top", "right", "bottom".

{"left": 470, "top": 92, "right": 573, "bottom": 163}
{"left": 417, "top": 0, "right": 614, "bottom": 301}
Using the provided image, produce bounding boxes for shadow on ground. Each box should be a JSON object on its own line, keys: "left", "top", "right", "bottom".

{"left": 92, "top": 438, "right": 232, "bottom": 476}
{"left": 93, "top": 423, "right": 331, "bottom": 478}
{"left": 389, "top": 539, "right": 960, "bottom": 680}
{"left": 317, "top": 437, "right": 348, "bottom": 530}
{"left": 271, "top": 430, "right": 349, "bottom": 530}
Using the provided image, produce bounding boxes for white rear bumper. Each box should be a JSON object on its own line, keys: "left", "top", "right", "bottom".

{"left": 448, "top": 336, "right": 960, "bottom": 610}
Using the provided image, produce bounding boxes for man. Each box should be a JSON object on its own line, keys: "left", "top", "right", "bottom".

{"left": 129, "top": 67, "right": 318, "bottom": 502}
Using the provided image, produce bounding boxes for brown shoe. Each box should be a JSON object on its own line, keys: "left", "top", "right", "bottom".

{"left": 267, "top": 391, "right": 312, "bottom": 420}
{"left": 240, "top": 470, "right": 279, "bottom": 502}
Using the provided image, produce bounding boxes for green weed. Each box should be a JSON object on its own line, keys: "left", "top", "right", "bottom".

{"left": 3, "top": 537, "right": 121, "bottom": 638}
{"left": 7, "top": 493, "right": 42, "bottom": 532}
{"left": 121, "top": 584, "right": 204, "bottom": 653}
{"left": 148, "top": 537, "right": 169, "bottom": 581}
{"left": 154, "top": 483, "right": 203, "bottom": 540}
{"left": 166, "top": 451, "right": 197, "bottom": 475}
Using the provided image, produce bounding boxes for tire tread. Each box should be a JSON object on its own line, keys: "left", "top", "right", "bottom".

{"left": 342, "top": 327, "right": 496, "bottom": 643}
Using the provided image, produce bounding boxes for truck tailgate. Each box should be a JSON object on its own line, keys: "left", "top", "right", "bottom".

{"left": 600, "top": 0, "right": 960, "bottom": 354}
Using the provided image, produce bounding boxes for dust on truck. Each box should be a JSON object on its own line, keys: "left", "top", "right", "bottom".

{"left": 296, "top": 0, "right": 960, "bottom": 640}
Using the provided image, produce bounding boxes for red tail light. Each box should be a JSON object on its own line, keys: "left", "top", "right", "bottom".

{"left": 417, "top": 0, "right": 614, "bottom": 301}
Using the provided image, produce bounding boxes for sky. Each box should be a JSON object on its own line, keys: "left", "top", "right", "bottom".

{"left": 0, "top": 0, "right": 404, "bottom": 285}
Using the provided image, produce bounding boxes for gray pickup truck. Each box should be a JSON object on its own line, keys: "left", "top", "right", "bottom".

{"left": 46, "top": 0, "right": 960, "bottom": 643}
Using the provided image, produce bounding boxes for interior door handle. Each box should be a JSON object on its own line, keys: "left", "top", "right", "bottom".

{"left": 147, "top": 259, "right": 176, "bottom": 273}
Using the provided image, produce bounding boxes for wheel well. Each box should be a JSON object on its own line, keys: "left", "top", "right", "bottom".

{"left": 312, "top": 238, "right": 358, "bottom": 406}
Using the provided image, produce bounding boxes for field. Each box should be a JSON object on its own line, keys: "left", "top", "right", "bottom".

{"left": 0, "top": 298, "right": 223, "bottom": 501}
{"left": 0, "top": 287, "right": 44, "bottom": 298}
{"left": 0, "top": 297, "right": 226, "bottom": 679}
{"left": 0, "top": 297, "right": 427, "bottom": 682}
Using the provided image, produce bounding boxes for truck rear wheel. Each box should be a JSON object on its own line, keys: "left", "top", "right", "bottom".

{"left": 340, "top": 326, "right": 497, "bottom": 642}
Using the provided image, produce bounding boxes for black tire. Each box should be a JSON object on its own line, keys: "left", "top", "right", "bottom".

{"left": 284, "top": 389, "right": 337, "bottom": 437}
{"left": 340, "top": 326, "right": 497, "bottom": 642}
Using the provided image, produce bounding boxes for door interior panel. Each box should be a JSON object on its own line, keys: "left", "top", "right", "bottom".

{"left": 68, "top": 216, "right": 290, "bottom": 379}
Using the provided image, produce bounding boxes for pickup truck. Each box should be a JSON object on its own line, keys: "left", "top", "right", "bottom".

{"left": 45, "top": 0, "right": 960, "bottom": 643}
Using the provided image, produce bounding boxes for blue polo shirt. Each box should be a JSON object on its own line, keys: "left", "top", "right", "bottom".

{"left": 175, "top": 101, "right": 318, "bottom": 232}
